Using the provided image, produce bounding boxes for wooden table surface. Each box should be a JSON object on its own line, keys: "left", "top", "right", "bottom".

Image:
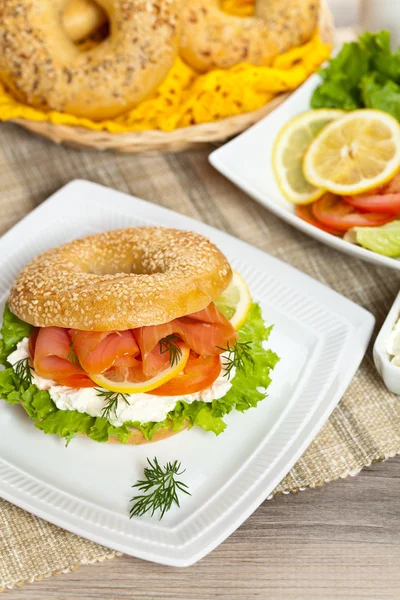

{"left": 8, "top": 456, "right": 400, "bottom": 599}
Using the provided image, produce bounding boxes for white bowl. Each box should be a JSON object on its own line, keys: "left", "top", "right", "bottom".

{"left": 373, "top": 291, "right": 400, "bottom": 394}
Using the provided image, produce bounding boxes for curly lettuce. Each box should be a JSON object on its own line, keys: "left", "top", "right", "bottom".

{"left": 311, "top": 30, "right": 400, "bottom": 121}
{"left": 0, "top": 303, "right": 279, "bottom": 443}
{"left": 0, "top": 303, "right": 33, "bottom": 363}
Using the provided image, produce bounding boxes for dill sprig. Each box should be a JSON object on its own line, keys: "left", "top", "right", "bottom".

{"left": 14, "top": 357, "right": 33, "bottom": 388}
{"left": 67, "top": 333, "right": 79, "bottom": 365}
{"left": 96, "top": 388, "right": 129, "bottom": 421}
{"left": 129, "top": 457, "right": 190, "bottom": 520}
{"left": 159, "top": 334, "right": 182, "bottom": 367}
{"left": 217, "top": 340, "right": 255, "bottom": 380}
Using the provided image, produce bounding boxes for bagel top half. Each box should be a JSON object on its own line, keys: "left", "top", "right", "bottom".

{"left": 9, "top": 227, "right": 232, "bottom": 331}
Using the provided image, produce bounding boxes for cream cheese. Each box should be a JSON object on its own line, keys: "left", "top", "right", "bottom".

{"left": 8, "top": 338, "right": 234, "bottom": 427}
{"left": 387, "top": 319, "right": 400, "bottom": 366}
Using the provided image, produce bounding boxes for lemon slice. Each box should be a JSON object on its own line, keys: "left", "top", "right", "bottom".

{"left": 90, "top": 345, "right": 190, "bottom": 394}
{"left": 272, "top": 109, "right": 345, "bottom": 204}
{"left": 303, "top": 109, "right": 400, "bottom": 195}
{"left": 215, "top": 270, "right": 252, "bottom": 330}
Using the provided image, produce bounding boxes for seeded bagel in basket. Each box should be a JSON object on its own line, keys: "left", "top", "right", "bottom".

{"left": 0, "top": 0, "right": 180, "bottom": 120}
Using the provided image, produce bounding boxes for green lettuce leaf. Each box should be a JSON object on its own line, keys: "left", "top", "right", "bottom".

{"left": 311, "top": 82, "right": 360, "bottom": 111}
{"left": 361, "top": 73, "right": 400, "bottom": 121}
{"left": 311, "top": 30, "right": 400, "bottom": 117}
{"left": 0, "top": 368, "right": 134, "bottom": 444}
{"left": 0, "top": 302, "right": 279, "bottom": 443}
{"left": 0, "top": 303, "right": 33, "bottom": 365}
{"left": 351, "top": 220, "right": 400, "bottom": 257}
{"left": 359, "top": 30, "right": 400, "bottom": 83}
{"left": 311, "top": 40, "right": 370, "bottom": 110}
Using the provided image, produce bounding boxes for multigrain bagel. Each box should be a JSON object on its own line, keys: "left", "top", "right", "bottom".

{"left": 179, "top": 0, "right": 320, "bottom": 71}
{"left": 9, "top": 227, "right": 232, "bottom": 331}
{"left": 62, "top": 0, "right": 320, "bottom": 72}
{"left": 0, "top": 0, "right": 180, "bottom": 120}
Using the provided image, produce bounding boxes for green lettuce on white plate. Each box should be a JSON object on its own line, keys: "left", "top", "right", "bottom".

{"left": 344, "top": 221, "right": 400, "bottom": 258}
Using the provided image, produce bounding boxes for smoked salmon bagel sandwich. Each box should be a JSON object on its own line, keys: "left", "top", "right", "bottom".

{"left": 0, "top": 227, "right": 278, "bottom": 445}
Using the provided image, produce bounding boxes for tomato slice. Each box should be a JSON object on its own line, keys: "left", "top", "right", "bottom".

{"left": 343, "top": 192, "right": 400, "bottom": 215}
{"left": 381, "top": 173, "right": 400, "bottom": 194}
{"left": 151, "top": 353, "right": 221, "bottom": 396}
{"left": 343, "top": 174, "right": 400, "bottom": 215}
{"left": 312, "top": 193, "right": 395, "bottom": 232}
{"left": 295, "top": 204, "right": 342, "bottom": 236}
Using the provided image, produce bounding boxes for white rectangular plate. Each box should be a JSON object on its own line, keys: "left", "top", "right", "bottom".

{"left": 0, "top": 180, "right": 374, "bottom": 566}
{"left": 209, "top": 74, "right": 400, "bottom": 271}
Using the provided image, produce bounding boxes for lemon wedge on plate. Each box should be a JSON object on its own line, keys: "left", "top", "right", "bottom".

{"left": 272, "top": 109, "right": 344, "bottom": 204}
{"left": 215, "top": 270, "right": 252, "bottom": 330}
{"left": 90, "top": 345, "right": 190, "bottom": 394}
{"left": 303, "top": 109, "right": 400, "bottom": 195}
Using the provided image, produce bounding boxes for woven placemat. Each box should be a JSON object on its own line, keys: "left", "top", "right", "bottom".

{"left": 0, "top": 121, "right": 399, "bottom": 591}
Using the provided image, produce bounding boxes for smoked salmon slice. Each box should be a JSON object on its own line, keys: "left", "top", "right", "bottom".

{"left": 134, "top": 303, "right": 237, "bottom": 376}
{"left": 134, "top": 322, "right": 179, "bottom": 377}
{"left": 28, "top": 327, "right": 39, "bottom": 358}
{"left": 30, "top": 303, "right": 236, "bottom": 387}
{"left": 177, "top": 302, "right": 237, "bottom": 355}
{"left": 33, "top": 327, "right": 95, "bottom": 388}
{"left": 70, "top": 330, "right": 139, "bottom": 374}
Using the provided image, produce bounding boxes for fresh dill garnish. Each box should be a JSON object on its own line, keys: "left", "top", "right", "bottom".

{"left": 216, "top": 340, "right": 255, "bottom": 380}
{"left": 14, "top": 357, "right": 33, "bottom": 388}
{"left": 129, "top": 457, "right": 190, "bottom": 520}
{"left": 159, "top": 334, "right": 182, "bottom": 367}
{"left": 96, "top": 389, "right": 129, "bottom": 421}
{"left": 67, "top": 333, "right": 79, "bottom": 365}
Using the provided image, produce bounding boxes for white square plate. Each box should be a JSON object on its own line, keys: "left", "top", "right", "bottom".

{"left": 0, "top": 180, "right": 374, "bottom": 566}
{"left": 209, "top": 74, "right": 400, "bottom": 271}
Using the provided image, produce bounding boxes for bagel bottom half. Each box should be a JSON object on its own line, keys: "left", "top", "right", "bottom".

{"left": 17, "top": 399, "right": 187, "bottom": 445}
{"left": 106, "top": 423, "right": 188, "bottom": 445}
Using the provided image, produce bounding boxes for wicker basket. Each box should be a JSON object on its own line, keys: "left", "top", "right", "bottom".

{"left": 11, "top": 3, "right": 334, "bottom": 153}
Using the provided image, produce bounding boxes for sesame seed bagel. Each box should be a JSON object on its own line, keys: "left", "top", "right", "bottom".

{"left": 9, "top": 227, "right": 232, "bottom": 331}
{"left": 180, "top": 0, "right": 320, "bottom": 71}
{"left": 0, "top": 0, "right": 180, "bottom": 120}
